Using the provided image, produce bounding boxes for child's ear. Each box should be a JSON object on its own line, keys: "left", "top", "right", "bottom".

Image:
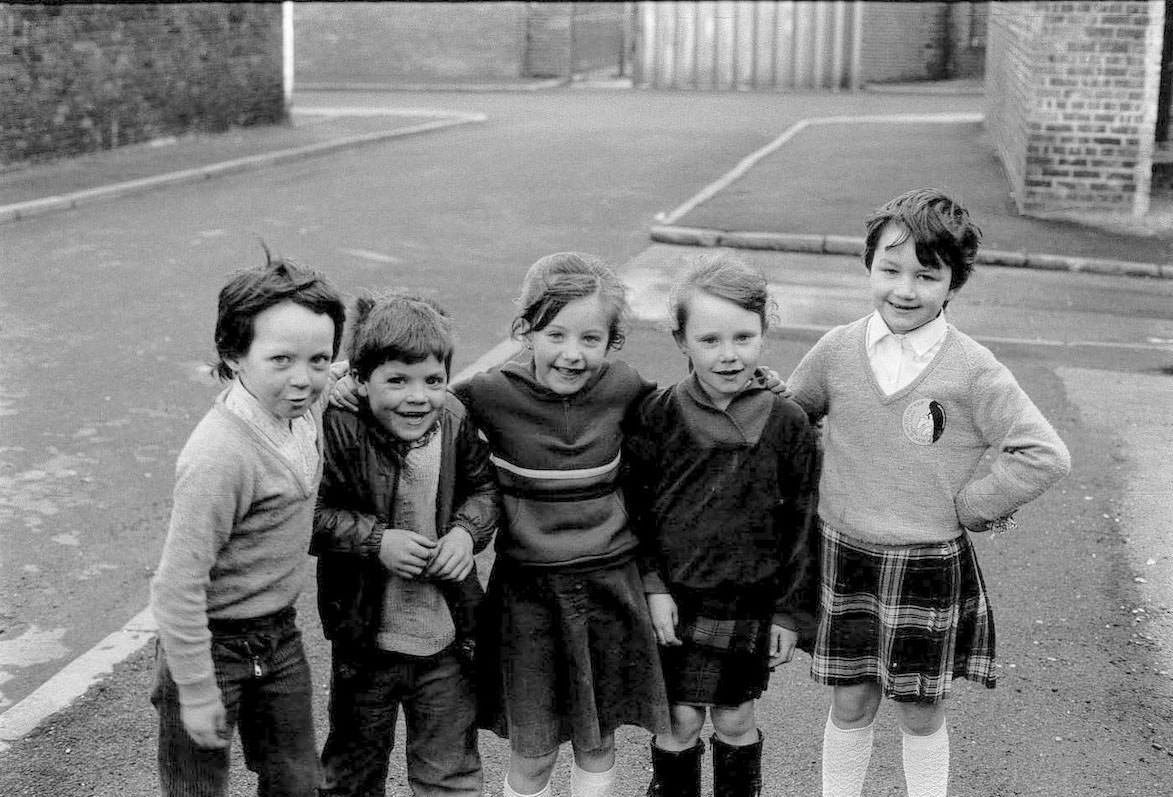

{"left": 355, "top": 379, "right": 369, "bottom": 398}
{"left": 672, "top": 329, "right": 687, "bottom": 354}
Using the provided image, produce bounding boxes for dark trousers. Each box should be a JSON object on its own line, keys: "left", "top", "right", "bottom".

{"left": 320, "top": 643, "right": 482, "bottom": 797}
{"left": 150, "top": 610, "right": 319, "bottom": 797}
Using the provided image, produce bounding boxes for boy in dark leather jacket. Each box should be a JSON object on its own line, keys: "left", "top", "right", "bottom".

{"left": 311, "top": 292, "right": 498, "bottom": 797}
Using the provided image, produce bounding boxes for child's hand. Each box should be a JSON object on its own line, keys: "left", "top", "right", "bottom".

{"left": 378, "top": 528, "right": 438, "bottom": 579}
{"left": 755, "top": 367, "right": 793, "bottom": 399}
{"left": 329, "top": 374, "right": 362, "bottom": 412}
{"left": 647, "top": 593, "right": 681, "bottom": 646}
{"left": 768, "top": 624, "right": 798, "bottom": 669}
{"left": 181, "top": 699, "right": 229, "bottom": 749}
{"left": 424, "top": 527, "right": 474, "bottom": 582}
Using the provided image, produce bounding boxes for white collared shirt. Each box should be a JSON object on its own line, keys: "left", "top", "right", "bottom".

{"left": 866, "top": 311, "right": 948, "bottom": 395}
{"left": 224, "top": 380, "right": 319, "bottom": 483}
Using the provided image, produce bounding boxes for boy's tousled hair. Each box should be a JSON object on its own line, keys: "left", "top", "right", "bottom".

{"left": 512, "top": 252, "right": 628, "bottom": 350}
{"left": 669, "top": 252, "right": 776, "bottom": 335}
{"left": 863, "top": 188, "right": 983, "bottom": 291}
{"left": 213, "top": 249, "right": 346, "bottom": 381}
{"left": 348, "top": 292, "right": 454, "bottom": 382}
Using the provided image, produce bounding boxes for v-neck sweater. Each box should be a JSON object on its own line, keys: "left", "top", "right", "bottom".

{"left": 150, "top": 390, "right": 323, "bottom": 708}
{"left": 788, "top": 316, "right": 1071, "bottom": 545}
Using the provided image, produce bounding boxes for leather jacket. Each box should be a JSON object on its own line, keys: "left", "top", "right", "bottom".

{"left": 311, "top": 394, "right": 498, "bottom": 652}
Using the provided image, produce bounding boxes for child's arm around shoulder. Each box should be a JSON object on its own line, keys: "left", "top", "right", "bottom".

{"left": 447, "top": 394, "right": 499, "bottom": 554}
{"left": 786, "top": 327, "right": 841, "bottom": 421}
{"left": 309, "top": 404, "right": 385, "bottom": 558}
{"left": 956, "top": 345, "right": 1072, "bottom": 530}
{"left": 770, "top": 402, "right": 821, "bottom": 649}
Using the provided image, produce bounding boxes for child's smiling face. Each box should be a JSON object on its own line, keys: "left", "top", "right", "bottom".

{"left": 359, "top": 355, "right": 448, "bottom": 442}
{"left": 228, "top": 300, "right": 335, "bottom": 420}
{"left": 528, "top": 293, "right": 612, "bottom": 395}
{"left": 675, "top": 291, "right": 764, "bottom": 410}
{"left": 869, "top": 222, "right": 956, "bottom": 334}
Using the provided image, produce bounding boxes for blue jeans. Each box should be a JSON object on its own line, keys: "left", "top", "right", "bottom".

{"left": 320, "top": 644, "right": 482, "bottom": 797}
{"left": 150, "top": 608, "right": 319, "bottom": 797}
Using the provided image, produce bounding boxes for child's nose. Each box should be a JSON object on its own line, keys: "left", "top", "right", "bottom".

{"left": 288, "top": 364, "right": 311, "bottom": 387}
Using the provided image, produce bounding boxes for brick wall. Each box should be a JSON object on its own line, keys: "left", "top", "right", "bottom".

{"left": 0, "top": 3, "right": 284, "bottom": 167}
{"left": 860, "top": 2, "right": 987, "bottom": 83}
{"left": 294, "top": 3, "right": 529, "bottom": 86}
{"left": 985, "top": 1, "right": 1165, "bottom": 215}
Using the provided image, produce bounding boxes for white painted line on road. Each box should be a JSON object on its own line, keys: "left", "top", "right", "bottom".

{"left": 340, "top": 248, "right": 402, "bottom": 265}
{"left": 655, "top": 112, "right": 984, "bottom": 226}
{"left": 0, "top": 607, "right": 156, "bottom": 752}
{"left": 295, "top": 107, "right": 487, "bottom": 122}
{"left": 0, "top": 335, "right": 526, "bottom": 749}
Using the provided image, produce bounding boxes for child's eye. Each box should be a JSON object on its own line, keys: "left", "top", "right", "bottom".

{"left": 386, "top": 376, "right": 406, "bottom": 386}
{"left": 426, "top": 376, "right": 447, "bottom": 387}
{"left": 271, "top": 355, "right": 291, "bottom": 365}
{"left": 583, "top": 334, "right": 603, "bottom": 346}
{"left": 918, "top": 273, "right": 939, "bottom": 281}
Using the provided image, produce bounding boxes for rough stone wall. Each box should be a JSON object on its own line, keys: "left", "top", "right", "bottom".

{"left": 0, "top": 3, "right": 284, "bottom": 167}
{"left": 985, "top": 1, "right": 1165, "bottom": 215}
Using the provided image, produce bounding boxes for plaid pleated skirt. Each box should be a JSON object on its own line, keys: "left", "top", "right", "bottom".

{"left": 660, "top": 584, "right": 775, "bottom": 708}
{"left": 810, "top": 520, "right": 997, "bottom": 702}
{"left": 475, "top": 558, "right": 671, "bottom": 756}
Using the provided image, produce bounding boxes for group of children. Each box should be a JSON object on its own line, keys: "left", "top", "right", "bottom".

{"left": 149, "top": 188, "right": 1071, "bottom": 797}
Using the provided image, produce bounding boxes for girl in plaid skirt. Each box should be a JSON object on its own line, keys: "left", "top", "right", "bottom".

{"left": 627, "top": 253, "right": 820, "bottom": 797}
{"left": 788, "top": 189, "right": 1071, "bottom": 796}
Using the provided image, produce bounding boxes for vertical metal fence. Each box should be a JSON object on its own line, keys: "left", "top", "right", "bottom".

{"left": 634, "top": 1, "right": 861, "bottom": 91}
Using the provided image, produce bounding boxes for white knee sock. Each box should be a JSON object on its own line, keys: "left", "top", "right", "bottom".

{"left": 902, "top": 721, "right": 950, "bottom": 796}
{"left": 822, "top": 710, "right": 874, "bottom": 797}
{"left": 504, "top": 777, "right": 552, "bottom": 797}
{"left": 570, "top": 762, "right": 616, "bottom": 797}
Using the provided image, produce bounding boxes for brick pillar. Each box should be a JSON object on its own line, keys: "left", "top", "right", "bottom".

{"left": 985, "top": 1, "right": 1165, "bottom": 216}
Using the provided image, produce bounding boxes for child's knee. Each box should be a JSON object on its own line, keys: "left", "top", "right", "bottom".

{"left": 512, "top": 748, "right": 560, "bottom": 781}
{"left": 831, "top": 683, "right": 882, "bottom": 727}
{"left": 667, "top": 704, "right": 707, "bottom": 744}
{"left": 710, "top": 702, "right": 756, "bottom": 739}
{"left": 572, "top": 734, "right": 615, "bottom": 768}
{"left": 896, "top": 699, "right": 946, "bottom": 736}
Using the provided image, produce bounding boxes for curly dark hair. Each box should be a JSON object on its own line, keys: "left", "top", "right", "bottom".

{"left": 863, "top": 188, "right": 983, "bottom": 292}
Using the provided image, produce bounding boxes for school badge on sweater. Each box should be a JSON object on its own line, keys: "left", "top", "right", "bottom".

{"left": 902, "top": 399, "right": 946, "bottom": 445}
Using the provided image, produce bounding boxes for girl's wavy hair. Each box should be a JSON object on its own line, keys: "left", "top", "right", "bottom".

{"left": 347, "top": 291, "right": 454, "bottom": 382}
{"left": 212, "top": 247, "right": 346, "bottom": 381}
{"left": 669, "top": 251, "right": 776, "bottom": 336}
{"left": 511, "top": 252, "right": 628, "bottom": 350}
{"left": 863, "top": 187, "right": 983, "bottom": 291}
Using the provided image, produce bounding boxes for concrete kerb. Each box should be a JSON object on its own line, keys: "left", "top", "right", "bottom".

{"left": 0, "top": 111, "right": 487, "bottom": 226}
{"left": 650, "top": 111, "right": 1171, "bottom": 281}
{"left": 649, "top": 224, "right": 1172, "bottom": 279}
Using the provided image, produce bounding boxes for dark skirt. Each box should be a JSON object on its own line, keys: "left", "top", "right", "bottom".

{"left": 810, "top": 520, "right": 997, "bottom": 702}
{"left": 660, "top": 585, "right": 775, "bottom": 708}
{"left": 476, "top": 558, "right": 671, "bottom": 756}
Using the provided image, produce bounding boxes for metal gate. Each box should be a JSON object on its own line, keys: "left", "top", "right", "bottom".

{"left": 634, "top": 1, "right": 861, "bottom": 91}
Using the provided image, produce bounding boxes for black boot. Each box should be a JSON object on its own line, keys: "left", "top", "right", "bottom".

{"left": 710, "top": 730, "right": 763, "bottom": 797}
{"left": 646, "top": 738, "right": 703, "bottom": 797}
